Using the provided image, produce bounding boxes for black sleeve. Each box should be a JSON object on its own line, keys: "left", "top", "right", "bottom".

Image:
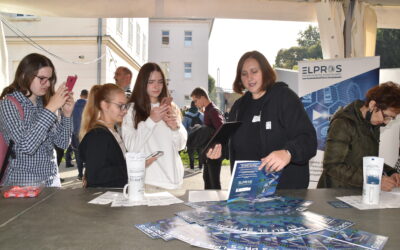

{"left": 79, "top": 129, "right": 126, "bottom": 187}
{"left": 279, "top": 88, "right": 317, "bottom": 164}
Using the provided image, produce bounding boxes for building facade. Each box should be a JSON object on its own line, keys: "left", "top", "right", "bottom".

{"left": 2, "top": 13, "right": 148, "bottom": 99}
{"left": 148, "top": 18, "right": 213, "bottom": 108}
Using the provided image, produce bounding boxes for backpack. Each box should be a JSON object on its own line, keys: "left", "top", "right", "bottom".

{"left": 185, "top": 113, "right": 203, "bottom": 128}
{"left": 0, "top": 96, "right": 24, "bottom": 182}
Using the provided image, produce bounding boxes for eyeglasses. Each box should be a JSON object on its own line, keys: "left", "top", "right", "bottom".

{"left": 380, "top": 110, "right": 396, "bottom": 123}
{"left": 108, "top": 102, "right": 128, "bottom": 111}
{"left": 35, "top": 75, "right": 51, "bottom": 85}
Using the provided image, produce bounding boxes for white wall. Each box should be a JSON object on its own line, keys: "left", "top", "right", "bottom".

{"left": 148, "top": 19, "right": 211, "bottom": 108}
{"left": 6, "top": 43, "right": 98, "bottom": 100}
{"left": 3, "top": 15, "right": 148, "bottom": 99}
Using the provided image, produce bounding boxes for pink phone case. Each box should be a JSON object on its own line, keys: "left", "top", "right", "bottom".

{"left": 66, "top": 75, "right": 77, "bottom": 92}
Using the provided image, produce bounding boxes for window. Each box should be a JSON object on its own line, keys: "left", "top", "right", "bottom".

{"left": 160, "top": 62, "right": 170, "bottom": 84}
{"left": 128, "top": 19, "right": 133, "bottom": 46}
{"left": 162, "top": 30, "right": 169, "bottom": 45}
{"left": 184, "top": 62, "right": 192, "bottom": 78}
{"left": 184, "top": 31, "right": 192, "bottom": 47}
{"left": 116, "top": 18, "right": 123, "bottom": 35}
{"left": 136, "top": 23, "right": 141, "bottom": 55}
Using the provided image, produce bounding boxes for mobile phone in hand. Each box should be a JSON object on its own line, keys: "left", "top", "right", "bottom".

{"left": 66, "top": 75, "right": 78, "bottom": 92}
{"left": 161, "top": 97, "right": 173, "bottom": 106}
{"left": 146, "top": 151, "right": 164, "bottom": 160}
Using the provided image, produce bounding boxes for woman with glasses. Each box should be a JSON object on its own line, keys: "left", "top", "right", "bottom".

{"left": 122, "top": 63, "right": 187, "bottom": 190}
{"left": 79, "top": 84, "right": 129, "bottom": 187}
{"left": 318, "top": 82, "right": 400, "bottom": 191}
{"left": 0, "top": 53, "right": 74, "bottom": 187}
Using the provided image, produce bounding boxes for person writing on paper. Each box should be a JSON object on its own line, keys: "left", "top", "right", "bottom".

{"left": 207, "top": 51, "right": 317, "bottom": 189}
{"left": 79, "top": 84, "right": 128, "bottom": 188}
{"left": 318, "top": 82, "right": 400, "bottom": 191}
{"left": 0, "top": 53, "right": 74, "bottom": 187}
{"left": 122, "top": 63, "right": 187, "bottom": 190}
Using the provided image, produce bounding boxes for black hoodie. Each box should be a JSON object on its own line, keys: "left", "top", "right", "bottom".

{"left": 228, "top": 82, "right": 317, "bottom": 189}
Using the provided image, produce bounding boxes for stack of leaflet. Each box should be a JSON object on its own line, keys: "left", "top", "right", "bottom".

{"left": 135, "top": 161, "right": 388, "bottom": 249}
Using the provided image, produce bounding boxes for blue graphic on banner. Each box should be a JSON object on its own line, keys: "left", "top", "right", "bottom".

{"left": 301, "top": 69, "right": 379, "bottom": 150}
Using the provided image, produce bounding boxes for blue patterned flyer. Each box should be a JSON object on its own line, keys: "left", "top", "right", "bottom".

{"left": 227, "top": 161, "right": 281, "bottom": 202}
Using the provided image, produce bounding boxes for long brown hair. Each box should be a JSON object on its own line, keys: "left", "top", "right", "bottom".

{"left": 232, "top": 50, "right": 276, "bottom": 95}
{"left": 79, "top": 84, "right": 124, "bottom": 140}
{"left": 0, "top": 53, "right": 56, "bottom": 105}
{"left": 128, "top": 63, "right": 169, "bottom": 128}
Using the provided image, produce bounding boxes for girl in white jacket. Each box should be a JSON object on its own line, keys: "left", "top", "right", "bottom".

{"left": 122, "top": 63, "right": 187, "bottom": 189}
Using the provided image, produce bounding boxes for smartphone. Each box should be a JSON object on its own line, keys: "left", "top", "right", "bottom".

{"left": 161, "top": 97, "right": 173, "bottom": 106}
{"left": 66, "top": 75, "right": 78, "bottom": 92}
{"left": 146, "top": 151, "right": 164, "bottom": 160}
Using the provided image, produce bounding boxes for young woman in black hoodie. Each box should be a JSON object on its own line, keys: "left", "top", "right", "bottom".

{"left": 207, "top": 51, "right": 317, "bottom": 189}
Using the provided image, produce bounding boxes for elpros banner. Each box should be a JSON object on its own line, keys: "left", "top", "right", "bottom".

{"left": 298, "top": 56, "right": 380, "bottom": 188}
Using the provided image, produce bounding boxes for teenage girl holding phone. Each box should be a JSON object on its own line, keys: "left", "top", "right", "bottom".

{"left": 0, "top": 53, "right": 74, "bottom": 187}
{"left": 122, "top": 62, "right": 187, "bottom": 190}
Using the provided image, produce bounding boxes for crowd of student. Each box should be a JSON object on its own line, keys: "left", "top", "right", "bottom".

{"left": 1, "top": 51, "right": 400, "bottom": 193}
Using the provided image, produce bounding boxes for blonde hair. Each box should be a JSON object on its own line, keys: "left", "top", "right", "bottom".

{"left": 79, "top": 84, "right": 124, "bottom": 141}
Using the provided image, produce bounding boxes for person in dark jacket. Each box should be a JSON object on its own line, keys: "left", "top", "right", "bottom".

{"left": 182, "top": 101, "right": 204, "bottom": 170}
{"left": 206, "top": 50, "right": 317, "bottom": 189}
{"left": 65, "top": 89, "right": 88, "bottom": 179}
{"left": 318, "top": 82, "right": 400, "bottom": 191}
{"left": 79, "top": 84, "right": 128, "bottom": 188}
{"left": 191, "top": 87, "right": 225, "bottom": 189}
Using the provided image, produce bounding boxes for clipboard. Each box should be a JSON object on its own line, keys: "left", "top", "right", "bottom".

{"left": 201, "top": 121, "right": 242, "bottom": 155}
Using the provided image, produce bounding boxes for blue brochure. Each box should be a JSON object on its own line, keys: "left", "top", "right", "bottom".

{"left": 227, "top": 161, "right": 281, "bottom": 202}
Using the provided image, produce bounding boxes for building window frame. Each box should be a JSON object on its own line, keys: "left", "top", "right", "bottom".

{"left": 184, "top": 30, "right": 192, "bottom": 47}
{"left": 162, "top": 30, "right": 170, "bottom": 46}
{"left": 184, "top": 62, "right": 192, "bottom": 78}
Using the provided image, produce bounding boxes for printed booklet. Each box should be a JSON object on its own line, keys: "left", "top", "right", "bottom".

{"left": 227, "top": 160, "right": 281, "bottom": 202}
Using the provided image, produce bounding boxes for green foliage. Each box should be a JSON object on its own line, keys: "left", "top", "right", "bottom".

{"left": 208, "top": 74, "right": 217, "bottom": 102}
{"left": 180, "top": 150, "right": 230, "bottom": 167}
{"left": 275, "top": 25, "right": 322, "bottom": 70}
{"left": 375, "top": 29, "right": 400, "bottom": 69}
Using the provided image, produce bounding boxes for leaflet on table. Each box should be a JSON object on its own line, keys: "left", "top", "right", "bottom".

{"left": 185, "top": 196, "right": 312, "bottom": 218}
{"left": 337, "top": 192, "right": 400, "bottom": 210}
{"left": 188, "top": 190, "right": 228, "bottom": 202}
{"left": 175, "top": 209, "right": 353, "bottom": 236}
{"left": 137, "top": 216, "right": 386, "bottom": 250}
{"left": 135, "top": 216, "right": 188, "bottom": 241}
{"left": 227, "top": 160, "right": 281, "bottom": 202}
{"left": 318, "top": 228, "right": 388, "bottom": 250}
{"left": 88, "top": 191, "right": 121, "bottom": 205}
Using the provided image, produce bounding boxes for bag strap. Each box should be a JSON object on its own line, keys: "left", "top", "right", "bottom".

{"left": 0, "top": 96, "right": 24, "bottom": 182}
{"left": 5, "top": 96, "right": 24, "bottom": 119}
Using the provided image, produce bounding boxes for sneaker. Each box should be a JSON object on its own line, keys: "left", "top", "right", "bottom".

{"left": 60, "top": 178, "right": 65, "bottom": 183}
{"left": 77, "top": 176, "right": 83, "bottom": 181}
{"left": 66, "top": 164, "right": 75, "bottom": 168}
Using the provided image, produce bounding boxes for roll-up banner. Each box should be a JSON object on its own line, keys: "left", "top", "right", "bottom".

{"left": 298, "top": 56, "right": 380, "bottom": 188}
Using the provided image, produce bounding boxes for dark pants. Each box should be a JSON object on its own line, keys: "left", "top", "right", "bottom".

{"left": 203, "top": 158, "right": 222, "bottom": 190}
{"left": 65, "top": 145, "right": 74, "bottom": 167}
{"left": 187, "top": 147, "right": 204, "bottom": 169}
{"left": 55, "top": 146, "right": 64, "bottom": 166}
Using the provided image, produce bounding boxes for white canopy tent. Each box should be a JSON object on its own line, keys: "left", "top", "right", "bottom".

{"left": 1, "top": 0, "right": 400, "bottom": 88}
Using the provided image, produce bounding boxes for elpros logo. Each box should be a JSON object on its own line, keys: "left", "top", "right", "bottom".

{"left": 302, "top": 65, "right": 342, "bottom": 74}
{"left": 301, "top": 64, "right": 342, "bottom": 79}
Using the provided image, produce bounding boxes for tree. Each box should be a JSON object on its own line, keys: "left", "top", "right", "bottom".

{"left": 297, "top": 25, "right": 321, "bottom": 48}
{"left": 274, "top": 25, "right": 322, "bottom": 70}
{"left": 375, "top": 29, "right": 400, "bottom": 69}
{"left": 208, "top": 74, "right": 217, "bottom": 102}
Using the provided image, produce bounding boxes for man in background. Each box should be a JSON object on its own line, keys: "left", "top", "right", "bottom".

{"left": 191, "top": 87, "right": 225, "bottom": 189}
{"left": 68, "top": 89, "right": 88, "bottom": 180}
{"left": 114, "top": 66, "right": 132, "bottom": 96}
